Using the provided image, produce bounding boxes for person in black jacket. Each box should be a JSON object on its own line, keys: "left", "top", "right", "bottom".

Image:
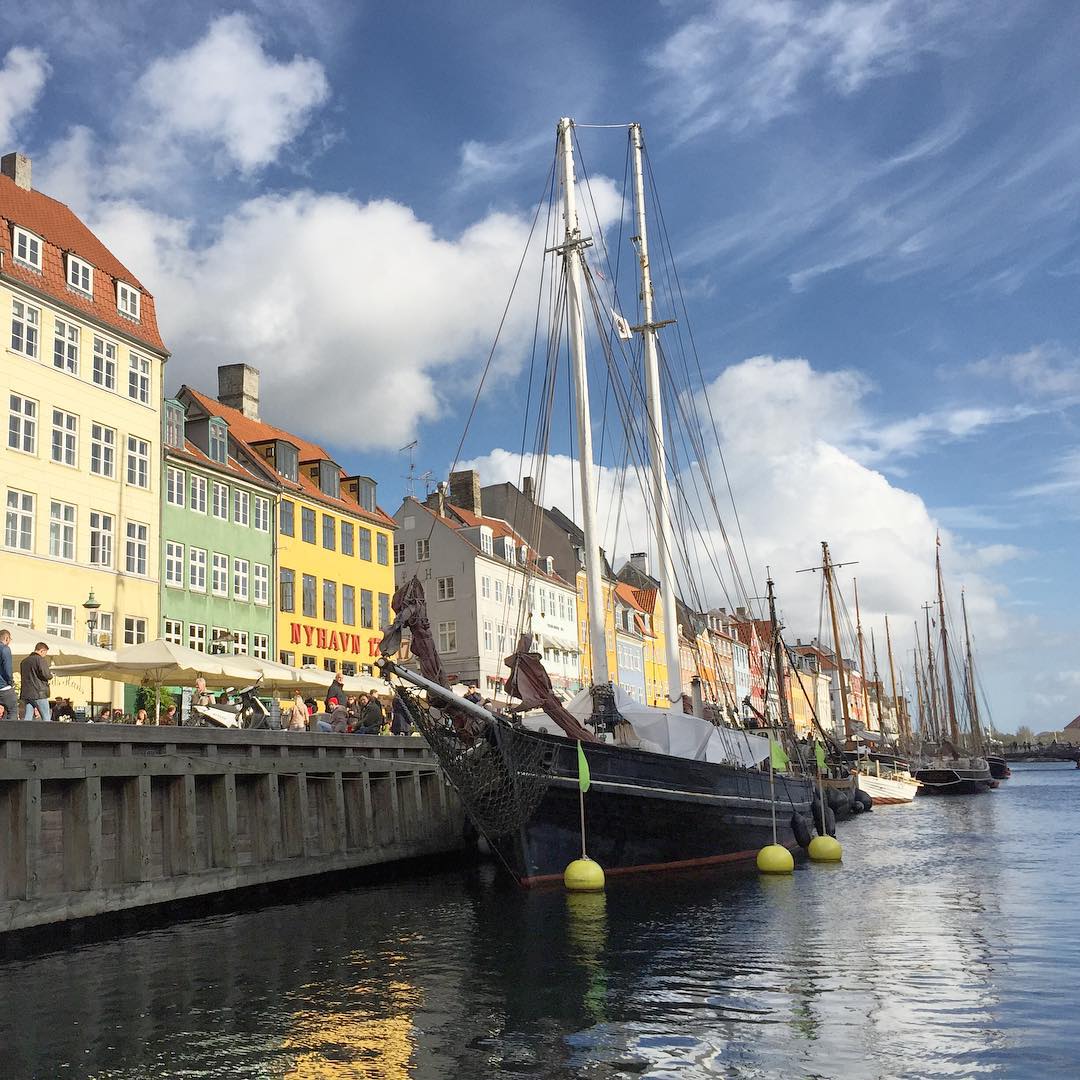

{"left": 19, "top": 642, "right": 52, "bottom": 721}
{"left": 0, "top": 629, "right": 17, "bottom": 719}
{"left": 356, "top": 693, "right": 385, "bottom": 734}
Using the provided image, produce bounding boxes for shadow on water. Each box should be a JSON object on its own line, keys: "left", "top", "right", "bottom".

{"left": 0, "top": 763, "right": 1077, "bottom": 1078}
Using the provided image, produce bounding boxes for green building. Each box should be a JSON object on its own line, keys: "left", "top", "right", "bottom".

{"left": 160, "top": 397, "right": 277, "bottom": 660}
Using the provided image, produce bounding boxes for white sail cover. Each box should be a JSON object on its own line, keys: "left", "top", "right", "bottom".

{"left": 560, "top": 686, "right": 770, "bottom": 769}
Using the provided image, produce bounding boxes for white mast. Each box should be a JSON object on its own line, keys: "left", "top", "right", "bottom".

{"left": 558, "top": 117, "right": 609, "bottom": 686}
{"left": 630, "top": 122, "right": 682, "bottom": 704}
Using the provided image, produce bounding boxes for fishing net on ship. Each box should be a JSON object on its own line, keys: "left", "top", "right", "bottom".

{"left": 393, "top": 686, "right": 554, "bottom": 838}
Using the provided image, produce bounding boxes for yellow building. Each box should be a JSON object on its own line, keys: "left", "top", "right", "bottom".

{"left": 180, "top": 370, "right": 395, "bottom": 675}
{"left": 0, "top": 153, "right": 167, "bottom": 700}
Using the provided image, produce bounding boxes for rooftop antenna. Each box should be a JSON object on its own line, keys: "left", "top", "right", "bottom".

{"left": 400, "top": 440, "right": 419, "bottom": 496}
{"left": 418, "top": 470, "right": 435, "bottom": 497}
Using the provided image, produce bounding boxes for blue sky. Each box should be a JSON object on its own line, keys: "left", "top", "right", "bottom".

{"left": 3, "top": 1, "right": 1077, "bottom": 730}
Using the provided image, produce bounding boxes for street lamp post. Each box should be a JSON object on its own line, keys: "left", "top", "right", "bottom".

{"left": 82, "top": 590, "right": 100, "bottom": 720}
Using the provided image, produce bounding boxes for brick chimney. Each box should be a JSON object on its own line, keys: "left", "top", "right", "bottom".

{"left": 523, "top": 475, "right": 535, "bottom": 504}
{"left": 1, "top": 152, "right": 31, "bottom": 190}
{"left": 217, "top": 363, "right": 260, "bottom": 419}
{"left": 449, "top": 469, "right": 482, "bottom": 515}
{"left": 629, "top": 551, "right": 650, "bottom": 576}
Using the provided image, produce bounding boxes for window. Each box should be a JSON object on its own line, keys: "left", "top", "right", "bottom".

{"left": 212, "top": 553, "right": 228, "bottom": 596}
{"left": 497, "top": 624, "right": 506, "bottom": 655}
{"left": 494, "top": 580, "right": 503, "bottom": 603}
{"left": 253, "top": 563, "right": 269, "bottom": 605}
{"left": 89, "top": 511, "right": 113, "bottom": 567}
{"left": 53, "top": 319, "right": 79, "bottom": 373}
{"left": 4, "top": 489, "right": 34, "bottom": 550}
{"left": 165, "top": 401, "right": 184, "bottom": 448}
{"left": 481, "top": 576, "right": 491, "bottom": 599}
{"left": 437, "top": 576, "right": 455, "bottom": 601}
{"left": 116, "top": 281, "right": 140, "bottom": 321}
{"left": 125, "top": 521, "right": 148, "bottom": 575}
{"left": 301, "top": 506, "right": 316, "bottom": 543}
{"left": 379, "top": 592, "right": 390, "bottom": 630}
{"left": 341, "top": 521, "right": 354, "bottom": 556}
{"left": 166, "top": 466, "right": 186, "bottom": 507}
{"left": 280, "top": 499, "right": 295, "bottom": 536}
{"left": 13, "top": 227, "right": 42, "bottom": 270}
{"left": 480, "top": 529, "right": 493, "bottom": 556}
{"left": 416, "top": 538, "right": 430, "bottom": 561}
{"left": 51, "top": 409, "right": 78, "bottom": 466}
{"left": 232, "top": 488, "right": 249, "bottom": 526}
{"left": 280, "top": 650, "right": 296, "bottom": 667}
{"left": 507, "top": 584, "right": 515, "bottom": 607}
{"left": 208, "top": 420, "right": 227, "bottom": 464}
{"left": 280, "top": 568, "right": 295, "bottom": 612}
{"left": 212, "top": 482, "right": 228, "bottom": 519}
{"left": 318, "top": 461, "right": 339, "bottom": 498}
{"left": 323, "top": 579, "right": 337, "bottom": 621}
{"left": 254, "top": 496, "right": 270, "bottom": 532}
{"left": 233, "top": 558, "right": 249, "bottom": 601}
{"left": 438, "top": 621, "right": 457, "bottom": 653}
{"left": 394, "top": 542, "right": 406, "bottom": 564}
{"left": 190, "top": 474, "right": 207, "bottom": 513}
{"left": 322, "top": 514, "right": 336, "bottom": 550}
{"left": 358, "top": 477, "right": 376, "bottom": 513}
{"left": 90, "top": 423, "right": 116, "bottom": 477}
{"left": 342, "top": 584, "right": 355, "bottom": 625}
{"left": 360, "top": 589, "right": 373, "bottom": 629}
{"left": 253, "top": 634, "right": 270, "bottom": 660}
{"left": 377, "top": 533, "right": 388, "bottom": 565}
{"left": 1, "top": 596, "right": 32, "bottom": 627}
{"left": 8, "top": 394, "right": 36, "bottom": 453}
{"left": 275, "top": 441, "right": 298, "bottom": 481}
{"left": 126, "top": 436, "right": 150, "bottom": 488}
{"left": 483, "top": 619, "right": 493, "bottom": 652}
{"left": 49, "top": 501, "right": 76, "bottom": 560}
{"left": 163, "top": 619, "right": 183, "bottom": 645}
{"left": 92, "top": 337, "right": 117, "bottom": 389}
{"left": 302, "top": 574, "right": 317, "bottom": 617}
{"left": 232, "top": 631, "right": 249, "bottom": 656}
{"left": 210, "top": 628, "right": 230, "bottom": 655}
{"left": 188, "top": 623, "right": 207, "bottom": 652}
{"left": 128, "top": 353, "right": 151, "bottom": 404}
{"left": 359, "top": 527, "right": 371, "bottom": 561}
{"left": 123, "top": 617, "right": 147, "bottom": 646}
{"left": 10, "top": 298, "right": 40, "bottom": 362}
{"left": 165, "top": 541, "right": 184, "bottom": 587}
{"left": 323, "top": 657, "right": 337, "bottom": 673}
{"left": 341, "top": 661, "right": 357, "bottom": 677}
{"left": 46, "top": 605, "right": 75, "bottom": 639}
{"left": 188, "top": 548, "right": 207, "bottom": 591}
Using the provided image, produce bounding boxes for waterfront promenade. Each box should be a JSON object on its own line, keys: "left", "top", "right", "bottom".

{"left": 0, "top": 721, "right": 463, "bottom": 934}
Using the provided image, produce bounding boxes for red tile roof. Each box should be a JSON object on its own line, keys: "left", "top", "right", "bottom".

{"left": 183, "top": 386, "right": 396, "bottom": 528}
{"left": 0, "top": 173, "right": 166, "bottom": 353}
{"left": 166, "top": 438, "right": 279, "bottom": 489}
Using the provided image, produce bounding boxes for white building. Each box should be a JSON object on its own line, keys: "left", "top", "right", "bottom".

{"left": 392, "top": 471, "right": 580, "bottom": 700}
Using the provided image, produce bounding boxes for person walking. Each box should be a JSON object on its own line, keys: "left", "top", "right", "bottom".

{"left": 19, "top": 642, "right": 53, "bottom": 721}
{"left": 0, "top": 629, "right": 17, "bottom": 719}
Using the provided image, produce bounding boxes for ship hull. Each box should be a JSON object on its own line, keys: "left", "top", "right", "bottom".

{"left": 854, "top": 771, "right": 921, "bottom": 805}
{"left": 913, "top": 765, "right": 993, "bottom": 794}
{"left": 484, "top": 725, "right": 816, "bottom": 885}
{"left": 986, "top": 755, "right": 1011, "bottom": 780}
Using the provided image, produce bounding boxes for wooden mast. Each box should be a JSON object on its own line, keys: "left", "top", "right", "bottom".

{"left": 885, "top": 615, "right": 903, "bottom": 743}
{"left": 961, "top": 588, "right": 984, "bottom": 751}
{"left": 821, "top": 542, "right": 853, "bottom": 744}
{"left": 935, "top": 533, "right": 961, "bottom": 747}
{"left": 922, "top": 603, "right": 942, "bottom": 744}
{"left": 853, "top": 578, "right": 873, "bottom": 732}
{"left": 870, "top": 627, "right": 885, "bottom": 736}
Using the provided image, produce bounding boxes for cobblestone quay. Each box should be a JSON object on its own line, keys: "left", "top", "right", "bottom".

{"left": 0, "top": 721, "right": 463, "bottom": 933}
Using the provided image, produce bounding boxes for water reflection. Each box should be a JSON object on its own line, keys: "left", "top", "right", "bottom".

{"left": 0, "top": 765, "right": 1076, "bottom": 1078}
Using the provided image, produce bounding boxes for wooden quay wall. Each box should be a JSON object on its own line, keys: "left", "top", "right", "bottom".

{"left": 0, "top": 721, "right": 464, "bottom": 934}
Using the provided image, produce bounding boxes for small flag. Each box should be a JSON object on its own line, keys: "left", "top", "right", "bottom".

{"left": 577, "top": 740, "right": 591, "bottom": 792}
{"left": 611, "top": 308, "right": 633, "bottom": 341}
{"left": 770, "top": 736, "right": 789, "bottom": 773}
{"left": 815, "top": 741, "right": 827, "bottom": 771}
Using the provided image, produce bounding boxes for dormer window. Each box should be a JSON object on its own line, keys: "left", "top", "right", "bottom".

{"left": 545, "top": 556, "right": 554, "bottom": 576}
{"left": 164, "top": 400, "right": 185, "bottom": 449}
{"left": 518, "top": 542, "right": 528, "bottom": 565}
{"left": 116, "top": 281, "right": 140, "bottom": 321}
{"left": 208, "top": 419, "right": 228, "bottom": 464}
{"left": 480, "top": 527, "right": 493, "bottom": 556}
{"left": 275, "top": 441, "right": 298, "bottom": 481}
{"left": 357, "top": 476, "right": 376, "bottom": 512}
{"left": 67, "top": 255, "right": 93, "bottom": 295}
{"left": 12, "top": 227, "right": 42, "bottom": 271}
{"left": 318, "top": 461, "right": 340, "bottom": 499}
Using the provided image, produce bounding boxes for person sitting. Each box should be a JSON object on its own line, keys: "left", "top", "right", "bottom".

{"left": 316, "top": 697, "right": 350, "bottom": 733}
{"left": 53, "top": 697, "right": 77, "bottom": 722}
{"left": 355, "top": 693, "right": 385, "bottom": 735}
{"left": 133, "top": 708, "right": 149, "bottom": 725}
{"left": 161, "top": 704, "right": 178, "bottom": 726}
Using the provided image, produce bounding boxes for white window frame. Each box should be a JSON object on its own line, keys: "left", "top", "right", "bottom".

{"left": 116, "top": 281, "right": 140, "bottom": 321}
{"left": 128, "top": 352, "right": 151, "bottom": 404}
{"left": 92, "top": 336, "right": 117, "bottom": 390}
{"left": 126, "top": 435, "right": 150, "bottom": 488}
{"left": 438, "top": 621, "right": 457, "bottom": 654}
{"left": 13, "top": 227, "right": 42, "bottom": 270}
{"left": 8, "top": 393, "right": 37, "bottom": 455}
{"left": 253, "top": 495, "right": 270, "bottom": 532}
{"left": 67, "top": 255, "right": 93, "bottom": 295}
{"left": 124, "top": 521, "right": 148, "bottom": 576}
{"left": 89, "top": 510, "right": 114, "bottom": 568}
{"left": 123, "top": 616, "right": 148, "bottom": 646}
{"left": 163, "top": 619, "right": 183, "bottom": 645}
{"left": 189, "top": 547, "right": 207, "bottom": 592}
{"left": 252, "top": 634, "right": 270, "bottom": 661}
{"left": 393, "top": 542, "right": 406, "bottom": 564}
{"left": 253, "top": 562, "right": 269, "bottom": 605}
{"left": 46, "top": 604, "right": 75, "bottom": 639}
{"left": 416, "top": 537, "right": 430, "bottom": 561}
{"left": 90, "top": 423, "right": 116, "bottom": 478}
{"left": 208, "top": 421, "right": 227, "bottom": 465}
{"left": 232, "top": 488, "right": 249, "bottom": 526}
{"left": 437, "top": 576, "right": 455, "bottom": 601}
{"left": 166, "top": 466, "right": 186, "bottom": 507}
{"left": 212, "top": 481, "right": 229, "bottom": 520}
{"left": 10, "top": 299, "right": 40, "bottom": 359}
{"left": 53, "top": 318, "right": 80, "bottom": 374}
{"left": 190, "top": 474, "right": 207, "bottom": 514}
{"left": 48, "top": 500, "right": 76, "bottom": 560}
{"left": 483, "top": 619, "right": 493, "bottom": 652}
{"left": 232, "top": 630, "right": 249, "bottom": 656}
{"left": 481, "top": 575, "right": 491, "bottom": 599}
{"left": 494, "top": 579, "right": 503, "bottom": 603}
{"left": 4, "top": 489, "right": 34, "bottom": 551}
{"left": 165, "top": 541, "right": 184, "bottom": 588}
{"left": 233, "top": 558, "right": 249, "bottom": 601}
{"left": 211, "top": 553, "right": 229, "bottom": 596}
{"left": 1, "top": 596, "right": 32, "bottom": 628}
{"left": 188, "top": 623, "right": 206, "bottom": 652}
{"left": 50, "top": 409, "right": 78, "bottom": 467}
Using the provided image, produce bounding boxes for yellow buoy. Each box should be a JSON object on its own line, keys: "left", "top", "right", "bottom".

{"left": 807, "top": 835, "right": 843, "bottom": 862}
{"left": 564, "top": 857, "right": 606, "bottom": 892}
{"left": 756, "top": 844, "right": 795, "bottom": 874}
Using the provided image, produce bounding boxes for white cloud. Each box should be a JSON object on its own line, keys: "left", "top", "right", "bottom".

{"left": 0, "top": 46, "right": 49, "bottom": 147}
{"left": 968, "top": 344, "right": 1080, "bottom": 402}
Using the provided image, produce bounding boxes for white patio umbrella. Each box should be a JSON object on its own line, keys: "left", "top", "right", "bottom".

{"left": 3, "top": 625, "right": 117, "bottom": 665}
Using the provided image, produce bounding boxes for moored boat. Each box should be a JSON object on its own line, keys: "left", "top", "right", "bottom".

{"left": 853, "top": 762, "right": 921, "bottom": 804}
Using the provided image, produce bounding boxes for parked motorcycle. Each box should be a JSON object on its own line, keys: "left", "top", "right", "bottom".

{"left": 191, "top": 678, "right": 275, "bottom": 729}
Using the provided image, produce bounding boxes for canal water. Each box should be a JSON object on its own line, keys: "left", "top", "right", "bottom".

{"left": 1, "top": 763, "right": 1076, "bottom": 1078}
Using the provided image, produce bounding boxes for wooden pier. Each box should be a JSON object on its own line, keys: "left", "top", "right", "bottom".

{"left": 0, "top": 721, "right": 464, "bottom": 934}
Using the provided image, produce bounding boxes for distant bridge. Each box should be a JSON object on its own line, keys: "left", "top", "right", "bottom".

{"left": 1003, "top": 746, "right": 1080, "bottom": 763}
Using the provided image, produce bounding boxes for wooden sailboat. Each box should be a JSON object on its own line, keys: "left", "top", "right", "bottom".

{"left": 962, "top": 589, "right": 1009, "bottom": 780}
